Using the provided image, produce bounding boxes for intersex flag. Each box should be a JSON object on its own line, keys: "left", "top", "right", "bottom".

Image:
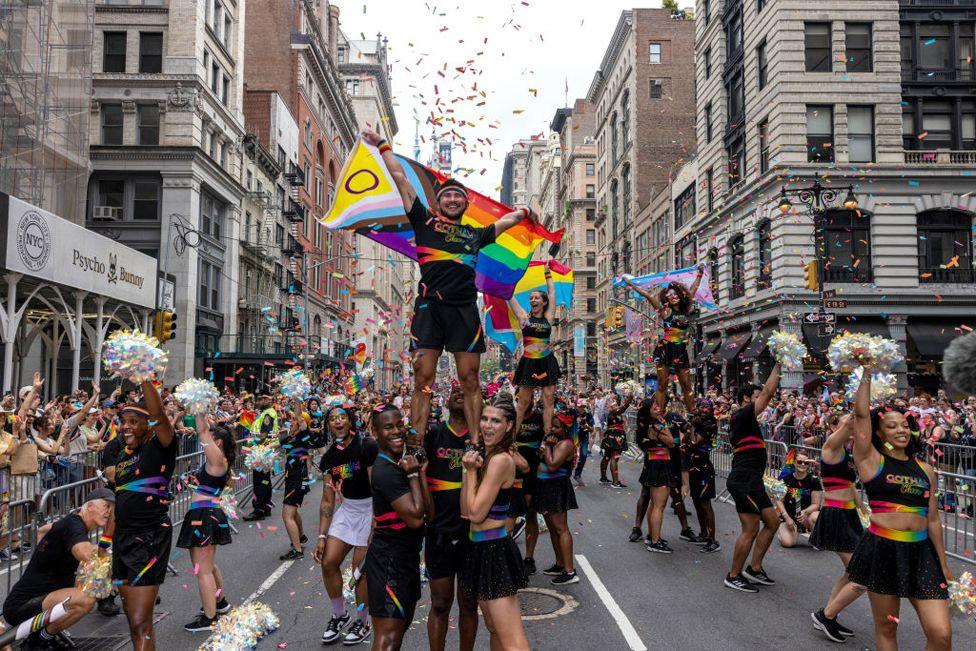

{"left": 320, "top": 140, "right": 563, "bottom": 299}
{"left": 484, "top": 261, "right": 574, "bottom": 353}
{"left": 612, "top": 265, "right": 717, "bottom": 310}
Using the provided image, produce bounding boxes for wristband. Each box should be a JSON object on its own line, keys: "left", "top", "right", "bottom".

{"left": 407, "top": 472, "right": 419, "bottom": 479}
{"left": 376, "top": 139, "right": 387, "bottom": 148}
{"left": 378, "top": 142, "right": 392, "bottom": 155}
{"left": 98, "top": 535, "right": 113, "bottom": 550}
{"left": 520, "top": 207, "right": 530, "bottom": 219}
{"left": 318, "top": 534, "right": 328, "bottom": 540}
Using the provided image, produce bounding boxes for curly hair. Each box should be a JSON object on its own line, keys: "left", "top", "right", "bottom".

{"left": 663, "top": 281, "right": 693, "bottom": 315}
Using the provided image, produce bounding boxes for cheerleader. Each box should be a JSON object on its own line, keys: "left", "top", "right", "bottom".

{"left": 632, "top": 399, "right": 675, "bottom": 553}
{"left": 810, "top": 414, "right": 867, "bottom": 643}
{"left": 844, "top": 370, "right": 952, "bottom": 649}
{"left": 178, "top": 414, "right": 236, "bottom": 632}
{"left": 623, "top": 265, "right": 704, "bottom": 412}
{"left": 509, "top": 263, "right": 560, "bottom": 435}
{"left": 535, "top": 412, "right": 580, "bottom": 584}
{"left": 599, "top": 394, "right": 633, "bottom": 489}
{"left": 460, "top": 400, "right": 529, "bottom": 650}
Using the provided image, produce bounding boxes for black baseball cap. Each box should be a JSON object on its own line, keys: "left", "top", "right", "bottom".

{"left": 84, "top": 487, "right": 116, "bottom": 504}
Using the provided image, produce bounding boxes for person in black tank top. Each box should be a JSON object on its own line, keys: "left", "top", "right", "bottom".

{"left": 599, "top": 394, "right": 633, "bottom": 488}
{"left": 508, "top": 264, "right": 561, "bottom": 437}
{"left": 177, "top": 415, "right": 236, "bottom": 632}
{"left": 460, "top": 400, "right": 529, "bottom": 650}
{"left": 535, "top": 412, "right": 580, "bottom": 584}
{"left": 843, "top": 371, "right": 952, "bottom": 649}
{"left": 632, "top": 398, "right": 677, "bottom": 552}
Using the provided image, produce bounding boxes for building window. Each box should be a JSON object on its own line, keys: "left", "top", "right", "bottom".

{"left": 806, "top": 105, "right": 834, "bottom": 162}
{"left": 586, "top": 208, "right": 595, "bottom": 221}
{"left": 586, "top": 276, "right": 597, "bottom": 291}
{"left": 622, "top": 165, "right": 632, "bottom": 227}
{"left": 138, "top": 32, "right": 162, "bottom": 73}
{"left": 846, "top": 23, "right": 872, "bottom": 73}
{"left": 224, "top": 15, "right": 232, "bottom": 48}
{"left": 211, "top": 62, "right": 219, "bottom": 93}
{"left": 917, "top": 210, "right": 974, "bottom": 283}
{"left": 704, "top": 47, "right": 711, "bottom": 79}
{"left": 610, "top": 112, "right": 618, "bottom": 164}
{"left": 757, "top": 220, "right": 772, "bottom": 290}
{"left": 704, "top": 103, "right": 712, "bottom": 142}
{"left": 586, "top": 229, "right": 596, "bottom": 245}
{"left": 704, "top": 0, "right": 710, "bottom": 25}
{"left": 918, "top": 24, "right": 950, "bottom": 70}
{"left": 315, "top": 177, "right": 323, "bottom": 207}
{"left": 103, "top": 32, "right": 126, "bottom": 73}
{"left": 96, "top": 179, "right": 124, "bottom": 215}
{"left": 649, "top": 42, "right": 662, "bottom": 64}
{"left": 586, "top": 184, "right": 595, "bottom": 198}
{"left": 757, "top": 40, "right": 768, "bottom": 90}
{"left": 675, "top": 235, "right": 696, "bottom": 267}
{"left": 222, "top": 75, "right": 230, "bottom": 105}
{"left": 199, "top": 260, "right": 221, "bottom": 311}
{"left": 921, "top": 101, "right": 954, "bottom": 150}
{"left": 101, "top": 103, "right": 123, "bottom": 145}
{"left": 759, "top": 119, "right": 770, "bottom": 173}
{"left": 726, "top": 7, "right": 743, "bottom": 60}
{"left": 586, "top": 252, "right": 596, "bottom": 266}
{"left": 620, "top": 91, "right": 630, "bottom": 145}
{"left": 757, "top": 0, "right": 767, "bottom": 11}
{"left": 219, "top": 141, "right": 227, "bottom": 168}
{"left": 673, "top": 183, "right": 696, "bottom": 230}
{"left": 201, "top": 191, "right": 224, "bottom": 240}
{"left": 137, "top": 104, "right": 159, "bottom": 145}
{"left": 212, "top": 0, "right": 222, "bottom": 33}
{"left": 586, "top": 298, "right": 597, "bottom": 313}
{"left": 650, "top": 80, "right": 662, "bottom": 99}
{"left": 848, "top": 106, "right": 874, "bottom": 163}
{"left": 729, "top": 235, "right": 745, "bottom": 300}
{"left": 337, "top": 47, "right": 346, "bottom": 64}
{"left": 585, "top": 162, "right": 595, "bottom": 176}
{"left": 705, "top": 167, "right": 714, "bottom": 213}
{"left": 823, "top": 209, "right": 872, "bottom": 282}
{"left": 133, "top": 180, "right": 159, "bottom": 220}
{"left": 805, "top": 23, "right": 832, "bottom": 72}
{"left": 727, "top": 136, "right": 745, "bottom": 187}
{"left": 727, "top": 68, "right": 745, "bottom": 126}
{"left": 345, "top": 79, "right": 360, "bottom": 95}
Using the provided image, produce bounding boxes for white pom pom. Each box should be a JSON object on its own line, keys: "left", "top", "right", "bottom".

{"left": 767, "top": 330, "right": 808, "bottom": 369}
{"left": 174, "top": 378, "right": 220, "bottom": 415}
{"left": 844, "top": 368, "right": 898, "bottom": 403}
{"left": 277, "top": 369, "right": 311, "bottom": 400}
{"left": 828, "top": 332, "right": 903, "bottom": 373}
{"left": 102, "top": 330, "right": 168, "bottom": 383}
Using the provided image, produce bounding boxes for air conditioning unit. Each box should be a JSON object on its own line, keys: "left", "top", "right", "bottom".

{"left": 93, "top": 206, "right": 122, "bottom": 221}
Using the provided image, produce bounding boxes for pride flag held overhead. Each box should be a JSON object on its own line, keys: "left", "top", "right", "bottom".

{"left": 320, "top": 140, "right": 564, "bottom": 299}
{"left": 484, "top": 260, "right": 574, "bottom": 353}
{"left": 612, "top": 265, "right": 717, "bottom": 311}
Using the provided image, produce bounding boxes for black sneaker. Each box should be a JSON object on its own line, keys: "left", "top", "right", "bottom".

{"left": 811, "top": 609, "right": 846, "bottom": 643}
{"left": 599, "top": 477, "right": 611, "bottom": 484}
{"left": 724, "top": 574, "right": 758, "bottom": 593}
{"left": 645, "top": 539, "right": 673, "bottom": 554}
{"left": 51, "top": 632, "right": 76, "bottom": 649}
{"left": 542, "top": 563, "right": 564, "bottom": 576}
{"left": 550, "top": 570, "right": 580, "bottom": 585}
{"left": 321, "top": 614, "right": 350, "bottom": 644}
{"left": 200, "top": 597, "right": 232, "bottom": 615}
{"left": 512, "top": 517, "right": 527, "bottom": 541}
{"left": 610, "top": 481, "right": 627, "bottom": 489}
{"left": 835, "top": 619, "right": 855, "bottom": 638}
{"left": 279, "top": 547, "right": 304, "bottom": 561}
{"left": 300, "top": 534, "right": 309, "bottom": 545}
{"left": 523, "top": 557, "right": 537, "bottom": 576}
{"left": 628, "top": 527, "right": 643, "bottom": 542}
{"left": 342, "top": 619, "right": 371, "bottom": 645}
{"left": 679, "top": 529, "right": 707, "bottom": 544}
{"left": 742, "top": 565, "right": 775, "bottom": 586}
{"left": 184, "top": 613, "right": 217, "bottom": 632}
{"left": 97, "top": 595, "right": 120, "bottom": 616}
{"left": 242, "top": 511, "right": 267, "bottom": 522}
{"left": 700, "top": 540, "right": 722, "bottom": 554}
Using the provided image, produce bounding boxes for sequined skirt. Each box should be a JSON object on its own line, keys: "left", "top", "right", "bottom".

{"left": 847, "top": 530, "right": 948, "bottom": 600}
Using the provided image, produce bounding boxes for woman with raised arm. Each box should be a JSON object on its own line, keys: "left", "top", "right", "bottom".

{"left": 178, "top": 413, "right": 236, "bottom": 632}
{"left": 509, "top": 263, "right": 560, "bottom": 436}
{"left": 599, "top": 393, "right": 633, "bottom": 489}
{"left": 842, "top": 370, "right": 952, "bottom": 650}
{"left": 623, "top": 266, "right": 704, "bottom": 412}
{"left": 460, "top": 400, "right": 529, "bottom": 650}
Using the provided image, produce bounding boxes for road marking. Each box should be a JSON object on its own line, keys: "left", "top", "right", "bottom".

{"left": 246, "top": 559, "right": 296, "bottom": 603}
{"left": 574, "top": 554, "right": 647, "bottom": 651}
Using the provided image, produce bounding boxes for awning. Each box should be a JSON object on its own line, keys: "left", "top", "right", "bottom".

{"left": 717, "top": 332, "right": 752, "bottom": 361}
{"left": 741, "top": 325, "right": 778, "bottom": 361}
{"left": 696, "top": 339, "right": 721, "bottom": 365}
{"left": 836, "top": 319, "right": 890, "bottom": 338}
{"left": 908, "top": 320, "right": 973, "bottom": 359}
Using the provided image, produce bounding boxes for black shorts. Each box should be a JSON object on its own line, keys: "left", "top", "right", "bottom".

{"left": 521, "top": 471, "right": 539, "bottom": 499}
{"left": 668, "top": 450, "right": 683, "bottom": 489}
{"left": 283, "top": 463, "right": 309, "bottom": 507}
{"left": 424, "top": 532, "right": 467, "bottom": 581}
{"left": 726, "top": 470, "right": 773, "bottom": 514}
{"left": 639, "top": 460, "right": 671, "bottom": 488}
{"left": 602, "top": 431, "right": 626, "bottom": 453}
{"left": 688, "top": 465, "right": 716, "bottom": 502}
{"left": 2, "top": 594, "right": 45, "bottom": 627}
{"left": 112, "top": 524, "right": 173, "bottom": 587}
{"left": 410, "top": 297, "right": 486, "bottom": 353}
{"left": 365, "top": 549, "right": 421, "bottom": 619}
{"left": 653, "top": 341, "right": 690, "bottom": 371}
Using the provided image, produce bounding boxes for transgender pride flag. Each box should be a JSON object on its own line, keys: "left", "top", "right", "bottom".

{"left": 613, "top": 266, "right": 717, "bottom": 310}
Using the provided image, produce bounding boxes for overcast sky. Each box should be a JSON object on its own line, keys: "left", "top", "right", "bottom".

{"left": 339, "top": 0, "right": 668, "bottom": 200}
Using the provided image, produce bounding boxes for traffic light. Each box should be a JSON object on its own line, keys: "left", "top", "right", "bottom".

{"left": 803, "top": 261, "right": 819, "bottom": 292}
{"left": 611, "top": 306, "right": 625, "bottom": 329}
{"left": 153, "top": 310, "right": 178, "bottom": 343}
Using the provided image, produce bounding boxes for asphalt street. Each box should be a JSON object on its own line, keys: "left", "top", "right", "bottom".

{"left": 67, "top": 453, "right": 976, "bottom": 650}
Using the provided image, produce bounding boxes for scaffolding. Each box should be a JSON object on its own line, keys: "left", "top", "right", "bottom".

{"left": 0, "top": 0, "right": 94, "bottom": 224}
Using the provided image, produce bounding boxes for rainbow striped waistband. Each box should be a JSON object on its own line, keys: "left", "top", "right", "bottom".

{"left": 869, "top": 500, "right": 928, "bottom": 517}
{"left": 190, "top": 500, "right": 220, "bottom": 509}
{"left": 647, "top": 450, "right": 670, "bottom": 461}
{"left": 868, "top": 522, "right": 928, "bottom": 542}
{"left": 469, "top": 527, "right": 507, "bottom": 542}
{"left": 824, "top": 499, "right": 855, "bottom": 510}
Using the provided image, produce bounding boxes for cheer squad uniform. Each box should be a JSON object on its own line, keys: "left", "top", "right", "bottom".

{"left": 534, "top": 442, "right": 578, "bottom": 515}
{"left": 809, "top": 449, "right": 863, "bottom": 552}
{"left": 460, "top": 482, "right": 528, "bottom": 601}
{"left": 726, "top": 403, "right": 773, "bottom": 514}
{"left": 637, "top": 412, "right": 672, "bottom": 488}
{"left": 512, "top": 410, "right": 544, "bottom": 516}
{"left": 512, "top": 315, "right": 561, "bottom": 388}
{"left": 423, "top": 421, "right": 470, "bottom": 580}
{"left": 846, "top": 455, "right": 948, "bottom": 599}
{"left": 781, "top": 472, "right": 818, "bottom": 533}
{"left": 665, "top": 413, "right": 687, "bottom": 490}
{"left": 685, "top": 413, "right": 717, "bottom": 502}
{"left": 602, "top": 409, "right": 627, "bottom": 454}
{"left": 177, "top": 463, "right": 232, "bottom": 549}
{"left": 281, "top": 423, "right": 312, "bottom": 507}
{"left": 407, "top": 197, "right": 494, "bottom": 353}
{"left": 318, "top": 433, "right": 378, "bottom": 547}
{"left": 652, "top": 309, "right": 692, "bottom": 371}
{"left": 113, "top": 434, "right": 177, "bottom": 585}
{"left": 365, "top": 453, "right": 424, "bottom": 618}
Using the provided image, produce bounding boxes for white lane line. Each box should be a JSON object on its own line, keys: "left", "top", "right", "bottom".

{"left": 245, "top": 559, "right": 296, "bottom": 603}
{"left": 574, "top": 554, "right": 647, "bottom": 651}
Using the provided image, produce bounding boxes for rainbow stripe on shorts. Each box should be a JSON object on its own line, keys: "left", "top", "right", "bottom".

{"left": 469, "top": 527, "right": 507, "bottom": 542}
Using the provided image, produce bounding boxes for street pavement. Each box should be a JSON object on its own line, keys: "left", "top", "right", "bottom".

{"left": 69, "top": 453, "right": 976, "bottom": 650}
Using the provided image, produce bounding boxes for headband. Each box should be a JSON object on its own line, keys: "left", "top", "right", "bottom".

{"left": 119, "top": 406, "right": 151, "bottom": 418}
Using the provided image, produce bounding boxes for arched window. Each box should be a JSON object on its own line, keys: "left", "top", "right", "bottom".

{"left": 756, "top": 219, "right": 772, "bottom": 290}
{"left": 917, "top": 209, "right": 974, "bottom": 283}
{"left": 728, "top": 234, "right": 745, "bottom": 299}
{"left": 823, "top": 209, "right": 872, "bottom": 283}
{"left": 313, "top": 315, "right": 322, "bottom": 337}
{"left": 620, "top": 91, "right": 630, "bottom": 145}
{"left": 610, "top": 111, "right": 619, "bottom": 164}
{"left": 610, "top": 179, "right": 619, "bottom": 240}
{"left": 621, "top": 164, "right": 631, "bottom": 228}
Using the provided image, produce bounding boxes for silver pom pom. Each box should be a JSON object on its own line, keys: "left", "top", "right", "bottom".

{"left": 943, "top": 332, "right": 976, "bottom": 396}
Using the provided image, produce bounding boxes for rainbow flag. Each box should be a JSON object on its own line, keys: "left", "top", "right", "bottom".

{"left": 484, "top": 261, "right": 574, "bottom": 353}
{"left": 344, "top": 374, "right": 364, "bottom": 395}
{"left": 320, "top": 141, "right": 563, "bottom": 299}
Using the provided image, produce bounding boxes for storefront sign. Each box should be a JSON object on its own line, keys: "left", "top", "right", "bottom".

{"left": 1, "top": 193, "right": 157, "bottom": 308}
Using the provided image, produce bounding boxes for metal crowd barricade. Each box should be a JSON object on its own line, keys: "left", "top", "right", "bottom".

{"left": 929, "top": 441, "right": 976, "bottom": 476}
{"left": 0, "top": 500, "right": 36, "bottom": 605}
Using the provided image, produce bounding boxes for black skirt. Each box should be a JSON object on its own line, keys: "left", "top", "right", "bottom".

{"left": 846, "top": 529, "right": 948, "bottom": 600}
{"left": 809, "top": 507, "right": 864, "bottom": 553}
{"left": 513, "top": 354, "right": 561, "bottom": 388}
{"left": 508, "top": 485, "right": 527, "bottom": 519}
{"left": 601, "top": 430, "right": 626, "bottom": 453}
{"left": 653, "top": 341, "right": 690, "bottom": 371}
{"left": 639, "top": 459, "right": 672, "bottom": 488}
{"left": 177, "top": 506, "right": 233, "bottom": 549}
{"left": 460, "top": 535, "right": 528, "bottom": 601}
{"left": 534, "top": 477, "right": 578, "bottom": 515}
